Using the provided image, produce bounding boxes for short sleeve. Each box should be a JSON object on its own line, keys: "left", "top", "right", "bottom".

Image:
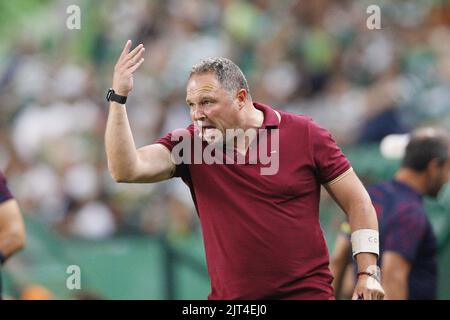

{"left": 0, "top": 173, "right": 13, "bottom": 203}
{"left": 383, "top": 205, "right": 426, "bottom": 262}
{"left": 155, "top": 125, "right": 194, "bottom": 178}
{"left": 308, "top": 119, "right": 352, "bottom": 184}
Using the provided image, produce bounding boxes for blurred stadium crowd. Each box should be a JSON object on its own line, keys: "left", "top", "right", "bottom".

{"left": 0, "top": 0, "right": 449, "bottom": 298}
{"left": 1, "top": 0, "right": 450, "bottom": 240}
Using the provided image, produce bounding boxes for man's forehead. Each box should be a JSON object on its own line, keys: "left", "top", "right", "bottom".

{"left": 186, "top": 74, "right": 221, "bottom": 97}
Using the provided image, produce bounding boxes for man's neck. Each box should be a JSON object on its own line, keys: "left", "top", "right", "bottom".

{"left": 240, "top": 102, "right": 264, "bottom": 130}
{"left": 394, "top": 168, "right": 426, "bottom": 195}
{"left": 232, "top": 102, "right": 264, "bottom": 154}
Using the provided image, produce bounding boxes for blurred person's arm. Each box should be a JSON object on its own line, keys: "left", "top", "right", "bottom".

{"left": 105, "top": 40, "right": 175, "bottom": 183}
{"left": 329, "top": 227, "right": 352, "bottom": 299}
{"left": 324, "top": 171, "right": 385, "bottom": 300}
{"left": 0, "top": 199, "right": 26, "bottom": 260}
{"left": 381, "top": 251, "right": 410, "bottom": 300}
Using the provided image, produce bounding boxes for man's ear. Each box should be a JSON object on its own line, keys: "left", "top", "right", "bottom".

{"left": 236, "top": 89, "right": 247, "bottom": 109}
{"left": 426, "top": 158, "right": 443, "bottom": 177}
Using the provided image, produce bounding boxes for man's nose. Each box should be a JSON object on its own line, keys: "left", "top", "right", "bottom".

{"left": 192, "top": 108, "right": 206, "bottom": 121}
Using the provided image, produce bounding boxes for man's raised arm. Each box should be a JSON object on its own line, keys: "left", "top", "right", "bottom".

{"left": 105, "top": 40, "right": 175, "bottom": 183}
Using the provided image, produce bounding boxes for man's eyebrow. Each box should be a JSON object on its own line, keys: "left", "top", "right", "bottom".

{"left": 198, "top": 95, "right": 217, "bottom": 101}
{"left": 185, "top": 97, "right": 197, "bottom": 104}
{"left": 186, "top": 95, "right": 216, "bottom": 103}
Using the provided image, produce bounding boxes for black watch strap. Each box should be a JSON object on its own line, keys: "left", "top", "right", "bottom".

{"left": 106, "top": 88, "right": 127, "bottom": 104}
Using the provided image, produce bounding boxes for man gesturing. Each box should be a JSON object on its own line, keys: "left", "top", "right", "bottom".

{"left": 105, "top": 41, "right": 385, "bottom": 300}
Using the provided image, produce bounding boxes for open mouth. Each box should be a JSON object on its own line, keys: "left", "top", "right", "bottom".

{"left": 196, "top": 124, "right": 219, "bottom": 142}
{"left": 196, "top": 123, "right": 215, "bottom": 135}
{"left": 202, "top": 126, "right": 216, "bottom": 138}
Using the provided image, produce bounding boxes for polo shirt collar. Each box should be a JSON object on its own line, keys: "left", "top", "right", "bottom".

{"left": 253, "top": 102, "right": 280, "bottom": 128}
{"left": 391, "top": 179, "right": 423, "bottom": 202}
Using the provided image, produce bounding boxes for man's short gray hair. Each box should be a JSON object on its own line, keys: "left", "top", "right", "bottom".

{"left": 189, "top": 57, "right": 251, "bottom": 99}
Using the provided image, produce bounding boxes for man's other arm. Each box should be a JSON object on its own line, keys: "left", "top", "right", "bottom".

{"left": 324, "top": 170, "right": 384, "bottom": 300}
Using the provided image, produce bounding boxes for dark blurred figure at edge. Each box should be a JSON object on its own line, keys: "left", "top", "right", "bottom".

{"left": 0, "top": 170, "right": 26, "bottom": 299}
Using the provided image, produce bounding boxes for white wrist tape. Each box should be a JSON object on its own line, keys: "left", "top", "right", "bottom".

{"left": 351, "top": 229, "right": 379, "bottom": 258}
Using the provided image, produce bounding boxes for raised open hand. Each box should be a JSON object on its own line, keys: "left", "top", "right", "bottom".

{"left": 112, "top": 40, "right": 145, "bottom": 97}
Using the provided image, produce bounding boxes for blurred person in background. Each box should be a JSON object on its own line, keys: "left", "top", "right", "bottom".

{"left": 105, "top": 41, "right": 385, "bottom": 300}
{"left": 0, "top": 170, "right": 26, "bottom": 299}
{"left": 330, "top": 128, "right": 450, "bottom": 299}
{"left": 329, "top": 221, "right": 355, "bottom": 300}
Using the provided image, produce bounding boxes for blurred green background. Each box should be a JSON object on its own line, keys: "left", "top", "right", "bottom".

{"left": 0, "top": 0, "right": 449, "bottom": 299}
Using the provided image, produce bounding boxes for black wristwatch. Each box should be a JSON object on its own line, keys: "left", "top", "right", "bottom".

{"left": 106, "top": 88, "right": 127, "bottom": 104}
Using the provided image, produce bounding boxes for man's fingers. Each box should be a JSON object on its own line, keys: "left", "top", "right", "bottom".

{"left": 125, "top": 47, "right": 145, "bottom": 69}
{"left": 352, "top": 289, "right": 384, "bottom": 300}
{"left": 372, "top": 289, "right": 382, "bottom": 300}
{"left": 366, "top": 289, "right": 385, "bottom": 300}
{"left": 376, "top": 290, "right": 385, "bottom": 300}
{"left": 374, "top": 291, "right": 381, "bottom": 300}
{"left": 124, "top": 43, "right": 144, "bottom": 63}
{"left": 129, "top": 58, "right": 145, "bottom": 74}
{"left": 351, "top": 290, "right": 361, "bottom": 300}
{"left": 363, "top": 289, "right": 372, "bottom": 300}
{"left": 118, "top": 40, "right": 132, "bottom": 62}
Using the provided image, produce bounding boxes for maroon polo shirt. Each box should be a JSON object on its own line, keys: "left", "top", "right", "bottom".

{"left": 157, "top": 102, "right": 351, "bottom": 300}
